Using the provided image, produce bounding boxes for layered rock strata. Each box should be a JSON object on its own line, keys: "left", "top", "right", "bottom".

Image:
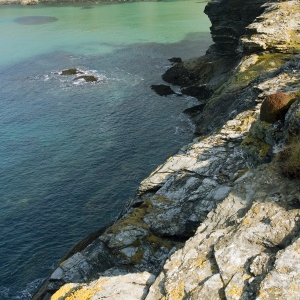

{"left": 33, "top": 0, "right": 300, "bottom": 299}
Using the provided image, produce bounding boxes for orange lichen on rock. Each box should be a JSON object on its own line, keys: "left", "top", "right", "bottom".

{"left": 260, "top": 92, "right": 294, "bottom": 123}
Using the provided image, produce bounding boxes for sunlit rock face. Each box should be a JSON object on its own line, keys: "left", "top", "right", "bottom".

{"left": 240, "top": 1, "right": 300, "bottom": 54}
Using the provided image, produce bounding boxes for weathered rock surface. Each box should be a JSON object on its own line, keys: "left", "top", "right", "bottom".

{"left": 32, "top": 0, "right": 300, "bottom": 299}
{"left": 240, "top": 1, "right": 300, "bottom": 54}
{"left": 146, "top": 163, "right": 300, "bottom": 299}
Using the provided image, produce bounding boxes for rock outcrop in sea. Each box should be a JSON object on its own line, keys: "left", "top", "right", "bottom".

{"left": 33, "top": 0, "right": 300, "bottom": 299}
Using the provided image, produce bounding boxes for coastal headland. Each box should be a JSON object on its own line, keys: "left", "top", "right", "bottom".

{"left": 11, "top": 0, "right": 300, "bottom": 298}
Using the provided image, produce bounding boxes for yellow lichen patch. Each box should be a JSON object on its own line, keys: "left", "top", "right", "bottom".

{"left": 259, "top": 287, "right": 283, "bottom": 299}
{"left": 238, "top": 115, "right": 257, "bottom": 132}
{"left": 65, "top": 287, "right": 95, "bottom": 300}
{"left": 288, "top": 283, "right": 300, "bottom": 292}
{"left": 51, "top": 283, "right": 78, "bottom": 300}
{"left": 226, "top": 284, "right": 243, "bottom": 298}
{"left": 278, "top": 266, "right": 292, "bottom": 274}
{"left": 242, "top": 218, "right": 251, "bottom": 226}
{"left": 253, "top": 205, "right": 260, "bottom": 214}
{"left": 241, "top": 134, "right": 271, "bottom": 158}
{"left": 51, "top": 283, "right": 103, "bottom": 300}
{"left": 168, "top": 282, "right": 185, "bottom": 300}
{"left": 293, "top": 242, "right": 300, "bottom": 253}
{"left": 192, "top": 258, "right": 207, "bottom": 269}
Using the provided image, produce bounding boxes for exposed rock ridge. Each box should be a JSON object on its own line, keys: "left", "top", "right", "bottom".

{"left": 32, "top": 0, "right": 300, "bottom": 299}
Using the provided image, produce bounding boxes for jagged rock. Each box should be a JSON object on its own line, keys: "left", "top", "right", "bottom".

{"left": 168, "top": 57, "right": 182, "bottom": 64}
{"left": 181, "top": 84, "right": 213, "bottom": 101}
{"left": 257, "top": 237, "right": 300, "bottom": 299}
{"left": 285, "top": 97, "right": 300, "bottom": 136}
{"left": 148, "top": 163, "right": 300, "bottom": 299}
{"left": 150, "top": 84, "right": 176, "bottom": 96}
{"left": 204, "top": 0, "right": 267, "bottom": 55}
{"left": 183, "top": 104, "right": 205, "bottom": 117}
{"left": 260, "top": 92, "right": 294, "bottom": 123}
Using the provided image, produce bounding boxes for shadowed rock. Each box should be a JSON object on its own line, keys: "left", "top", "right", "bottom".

{"left": 183, "top": 104, "right": 206, "bottom": 117}
{"left": 60, "top": 68, "right": 83, "bottom": 75}
{"left": 168, "top": 57, "right": 182, "bottom": 64}
{"left": 150, "top": 84, "right": 176, "bottom": 96}
{"left": 181, "top": 85, "right": 213, "bottom": 101}
{"left": 14, "top": 16, "right": 58, "bottom": 25}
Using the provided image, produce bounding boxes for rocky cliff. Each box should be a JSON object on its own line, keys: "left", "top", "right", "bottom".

{"left": 33, "top": 0, "right": 300, "bottom": 299}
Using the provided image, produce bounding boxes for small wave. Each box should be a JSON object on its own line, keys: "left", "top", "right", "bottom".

{"left": 0, "top": 286, "right": 10, "bottom": 298}
{"left": 174, "top": 113, "right": 196, "bottom": 136}
{"left": 31, "top": 67, "right": 112, "bottom": 88}
{"left": 2, "top": 277, "right": 46, "bottom": 300}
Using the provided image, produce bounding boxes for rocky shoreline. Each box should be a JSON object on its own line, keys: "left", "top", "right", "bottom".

{"left": 32, "top": 0, "right": 300, "bottom": 299}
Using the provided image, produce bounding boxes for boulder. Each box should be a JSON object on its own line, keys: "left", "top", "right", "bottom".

{"left": 260, "top": 92, "right": 294, "bottom": 123}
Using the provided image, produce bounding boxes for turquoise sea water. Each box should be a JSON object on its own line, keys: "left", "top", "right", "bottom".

{"left": 0, "top": 1, "right": 211, "bottom": 298}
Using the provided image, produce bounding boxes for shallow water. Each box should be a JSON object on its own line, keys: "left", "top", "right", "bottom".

{"left": 0, "top": 1, "right": 211, "bottom": 298}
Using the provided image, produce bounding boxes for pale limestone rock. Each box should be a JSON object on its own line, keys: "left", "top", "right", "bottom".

{"left": 148, "top": 163, "right": 300, "bottom": 299}
{"left": 190, "top": 274, "right": 224, "bottom": 300}
{"left": 51, "top": 272, "right": 155, "bottom": 300}
{"left": 240, "top": 1, "right": 300, "bottom": 54}
{"left": 257, "top": 237, "right": 300, "bottom": 300}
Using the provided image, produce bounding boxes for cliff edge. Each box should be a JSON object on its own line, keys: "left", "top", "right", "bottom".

{"left": 33, "top": 0, "right": 300, "bottom": 299}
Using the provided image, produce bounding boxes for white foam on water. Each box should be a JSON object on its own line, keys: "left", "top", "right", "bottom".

{"left": 0, "top": 278, "right": 45, "bottom": 300}
{"left": 15, "top": 278, "right": 45, "bottom": 300}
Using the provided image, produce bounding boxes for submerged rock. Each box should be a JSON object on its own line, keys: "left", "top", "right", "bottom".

{"left": 15, "top": 16, "right": 57, "bottom": 24}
